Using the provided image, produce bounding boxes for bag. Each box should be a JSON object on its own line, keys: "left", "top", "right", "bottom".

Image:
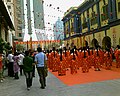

{"left": 44, "top": 54, "right": 48, "bottom": 77}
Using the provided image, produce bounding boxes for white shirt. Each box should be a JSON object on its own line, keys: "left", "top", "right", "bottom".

{"left": 18, "top": 54, "right": 24, "bottom": 65}
{"left": 7, "top": 54, "right": 14, "bottom": 62}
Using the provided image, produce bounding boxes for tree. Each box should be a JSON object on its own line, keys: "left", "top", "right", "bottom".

{"left": 4, "top": 42, "right": 12, "bottom": 54}
{"left": 0, "top": 37, "right": 5, "bottom": 53}
{"left": 16, "top": 44, "right": 24, "bottom": 52}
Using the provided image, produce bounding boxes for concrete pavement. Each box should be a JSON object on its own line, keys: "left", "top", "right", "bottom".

{"left": 0, "top": 69, "right": 120, "bottom": 96}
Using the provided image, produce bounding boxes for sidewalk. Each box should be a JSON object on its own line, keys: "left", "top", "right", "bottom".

{"left": 0, "top": 69, "right": 120, "bottom": 96}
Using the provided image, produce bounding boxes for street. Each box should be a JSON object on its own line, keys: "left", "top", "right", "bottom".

{"left": 0, "top": 69, "right": 120, "bottom": 96}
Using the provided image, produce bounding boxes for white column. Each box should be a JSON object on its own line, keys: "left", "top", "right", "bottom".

{"left": 8, "top": 30, "right": 13, "bottom": 46}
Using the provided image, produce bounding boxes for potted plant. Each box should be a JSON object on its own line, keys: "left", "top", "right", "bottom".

{"left": 4, "top": 42, "right": 12, "bottom": 54}
{"left": 0, "top": 37, "right": 5, "bottom": 74}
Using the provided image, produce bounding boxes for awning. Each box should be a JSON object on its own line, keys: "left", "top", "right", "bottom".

{"left": 0, "top": 1, "right": 15, "bottom": 30}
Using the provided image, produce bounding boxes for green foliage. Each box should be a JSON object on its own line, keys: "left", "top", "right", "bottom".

{"left": 4, "top": 42, "right": 12, "bottom": 51}
{"left": 0, "top": 37, "right": 13, "bottom": 54}
{"left": 16, "top": 44, "right": 24, "bottom": 52}
{"left": 102, "top": 36, "right": 111, "bottom": 50}
{"left": 0, "top": 37, "right": 5, "bottom": 53}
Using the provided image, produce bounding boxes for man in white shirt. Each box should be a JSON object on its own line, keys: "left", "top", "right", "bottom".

{"left": 7, "top": 51, "right": 14, "bottom": 77}
{"left": 18, "top": 53, "right": 24, "bottom": 75}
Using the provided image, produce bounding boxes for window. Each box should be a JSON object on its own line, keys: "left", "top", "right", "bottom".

{"left": 17, "top": 14, "right": 21, "bottom": 18}
{"left": 82, "top": 22, "right": 87, "bottom": 29}
{"left": 71, "top": 22, "right": 74, "bottom": 32}
{"left": 101, "top": 4, "right": 108, "bottom": 21}
{"left": 82, "top": 14, "right": 87, "bottom": 29}
{"left": 91, "top": 11, "right": 97, "bottom": 26}
{"left": 17, "top": 0, "right": 20, "bottom": 4}
{"left": 17, "top": 26, "right": 22, "bottom": 30}
{"left": 78, "top": 16, "right": 81, "bottom": 28}
{"left": 118, "top": 2, "right": 120, "bottom": 12}
{"left": 83, "top": 15, "right": 86, "bottom": 23}
{"left": 103, "top": 5, "right": 108, "bottom": 14}
{"left": 7, "top": 0, "right": 11, "bottom": 2}
{"left": 91, "top": 17, "right": 97, "bottom": 26}
{"left": 7, "top": 5, "right": 11, "bottom": 9}
{"left": 10, "top": 12, "right": 12, "bottom": 15}
{"left": 66, "top": 27, "right": 69, "bottom": 34}
{"left": 87, "top": 10, "right": 89, "bottom": 18}
{"left": 19, "top": 33, "right": 22, "bottom": 37}
{"left": 92, "top": 11, "right": 95, "bottom": 17}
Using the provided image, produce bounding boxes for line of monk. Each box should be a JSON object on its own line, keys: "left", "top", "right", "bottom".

{"left": 45, "top": 45, "right": 120, "bottom": 76}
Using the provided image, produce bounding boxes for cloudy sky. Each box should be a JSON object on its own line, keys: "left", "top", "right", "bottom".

{"left": 44, "top": 0, "right": 85, "bottom": 29}
{"left": 43, "top": 0, "right": 85, "bottom": 39}
{"left": 23, "top": 0, "right": 84, "bottom": 41}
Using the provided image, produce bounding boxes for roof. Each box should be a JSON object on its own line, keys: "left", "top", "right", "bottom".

{"left": 62, "top": 7, "right": 78, "bottom": 21}
{"left": 0, "top": 1, "right": 15, "bottom": 30}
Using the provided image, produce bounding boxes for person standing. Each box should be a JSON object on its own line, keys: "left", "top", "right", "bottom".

{"left": 23, "top": 51, "right": 34, "bottom": 90}
{"left": 35, "top": 47, "right": 47, "bottom": 89}
{"left": 0, "top": 54, "right": 3, "bottom": 82}
{"left": 18, "top": 52, "right": 24, "bottom": 76}
{"left": 7, "top": 51, "right": 14, "bottom": 77}
{"left": 29, "top": 51, "right": 36, "bottom": 77}
{"left": 13, "top": 52, "right": 20, "bottom": 79}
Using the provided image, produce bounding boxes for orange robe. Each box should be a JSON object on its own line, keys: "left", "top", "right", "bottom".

{"left": 115, "top": 50, "right": 120, "bottom": 68}
{"left": 104, "top": 52, "right": 112, "bottom": 70}
{"left": 70, "top": 59, "right": 78, "bottom": 74}
{"left": 82, "top": 58, "right": 89, "bottom": 73}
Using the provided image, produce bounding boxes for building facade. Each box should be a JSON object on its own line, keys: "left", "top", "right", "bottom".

{"left": 13, "top": 0, "right": 24, "bottom": 41}
{"left": 0, "top": 0, "right": 15, "bottom": 45}
{"left": 3, "top": 0, "right": 24, "bottom": 41}
{"left": 33, "top": 0, "right": 45, "bottom": 30}
{"left": 62, "top": 0, "right": 120, "bottom": 49}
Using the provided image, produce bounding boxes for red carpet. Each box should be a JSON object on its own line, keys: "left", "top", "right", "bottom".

{"left": 49, "top": 66, "right": 120, "bottom": 86}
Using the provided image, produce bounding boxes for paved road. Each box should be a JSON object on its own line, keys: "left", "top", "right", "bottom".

{"left": 0, "top": 70, "right": 120, "bottom": 96}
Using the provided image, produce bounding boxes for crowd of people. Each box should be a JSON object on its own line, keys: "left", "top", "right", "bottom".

{"left": 0, "top": 45, "right": 120, "bottom": 91}
{"left": 0, "top": 47, "right": 48, "bottom": 90}
{"left": 46, "top": 45, "right": 120, "bottom": 76}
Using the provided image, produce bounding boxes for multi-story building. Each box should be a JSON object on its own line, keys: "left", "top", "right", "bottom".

{"left": 62, "top": 0, "right": 120, "bottom": 49}
{"left": 53, "top": 17, "right": 64, "bottom": 40}
{"left": 0, "top": 0, "right": 15, "bottom": 45}
{"left": 25, "top": 0, "right": 45, "bottom": 41}
{"left": 13, "top": 0, "right": 24, "bottom": 41}
{"left": 33, "top": 0, "right": 45, "bottom": 30}
{"left": 3, "top": 0, "right": 24, "bottom": 41}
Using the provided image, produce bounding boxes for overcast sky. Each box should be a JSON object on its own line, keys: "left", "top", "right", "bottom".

{"left": 23, "top": 0, "right": 84, "bottom": 41}
{"left": 44, "top": 0, "right": 84, "bottom": 29}
{"left": 43, "top": 0, "right": 84, "bottom": 40}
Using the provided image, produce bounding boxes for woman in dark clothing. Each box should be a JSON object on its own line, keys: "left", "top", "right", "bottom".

{"left": 29, "top": 51, "right": 36, "bottom": 77}
{"left": 23, "top": 51, "right": 34, "bottom": 90}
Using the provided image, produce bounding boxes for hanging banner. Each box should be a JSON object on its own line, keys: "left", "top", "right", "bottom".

{"left": 15, "top": 40, "right": 60, "bottom": 45}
